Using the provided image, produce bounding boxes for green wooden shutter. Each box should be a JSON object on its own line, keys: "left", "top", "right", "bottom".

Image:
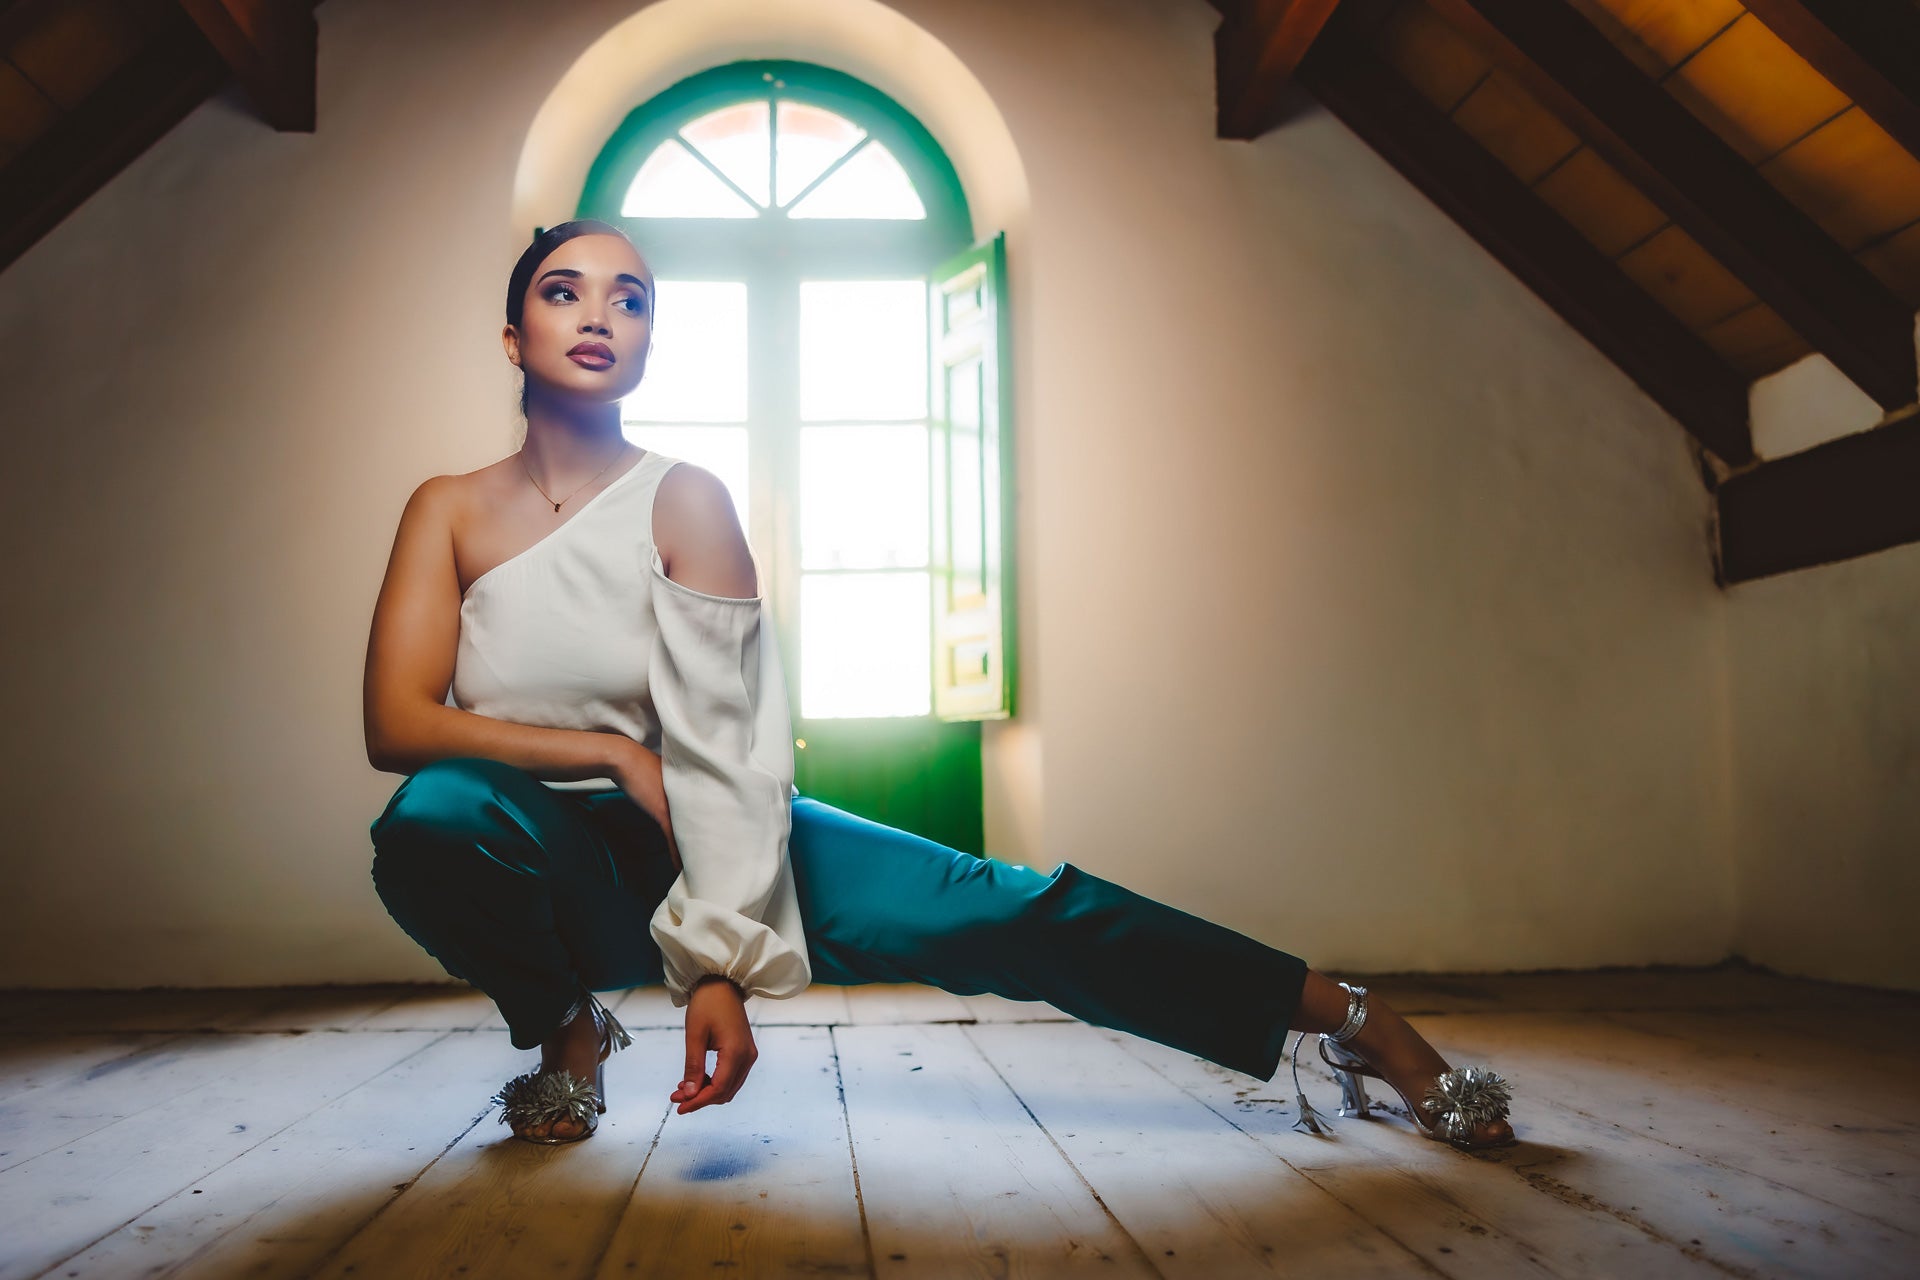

{"left": 928, "top": 231, "right": 1015, "bottom": 720}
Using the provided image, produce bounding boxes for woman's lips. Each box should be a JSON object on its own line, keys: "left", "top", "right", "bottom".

{"left": 568, "top": 352, "right": 614, "bottom": 369}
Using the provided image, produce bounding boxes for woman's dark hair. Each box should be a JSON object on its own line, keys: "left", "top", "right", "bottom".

{"left": 504, "top": 218, "right": 646, "bottom": 417}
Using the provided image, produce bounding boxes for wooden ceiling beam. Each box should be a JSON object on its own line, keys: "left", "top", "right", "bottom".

{"left": 1213, "top": 0, "right": 1347, "bottom": 139}
{"left": 1717, "top": 408, "right": 1920, "bottom": 583}
{"left": 0, "top": 10, "right": 227, "bottom": 273}
{"left": 174, "top": 0, "right": 315, "bottom": 132}
{"left": 1424, "top": 0, "right": 1917, "bottom": 412}
{"left": 1292, "top": 16, "right": 1753, "bottom": 466}
{"left": 1741, "top": 0, "right": 1920, "bottom": 163}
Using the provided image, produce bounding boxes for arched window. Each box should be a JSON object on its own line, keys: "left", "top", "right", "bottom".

{"left": 568, "top": 60, "right": 1012, "bottom": 846}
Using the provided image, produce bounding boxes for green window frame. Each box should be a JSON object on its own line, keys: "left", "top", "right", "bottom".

{"left": 565, "top": 59, "right": 1014, "bottom": 844}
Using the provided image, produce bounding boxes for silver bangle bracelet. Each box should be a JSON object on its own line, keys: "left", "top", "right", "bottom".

{"left": 1328, "top": 981, "right": 1369, "bottom": 1042}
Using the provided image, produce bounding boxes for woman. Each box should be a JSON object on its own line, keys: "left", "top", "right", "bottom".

{"left": 361, "top": 219, "right": 1516, "bottom": 1150}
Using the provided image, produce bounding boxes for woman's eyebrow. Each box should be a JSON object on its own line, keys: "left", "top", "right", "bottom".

{"left": 534, "top": 267, "right": 651, "bottom": 297}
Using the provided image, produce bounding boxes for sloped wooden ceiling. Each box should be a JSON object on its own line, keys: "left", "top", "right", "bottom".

{"left": 0, "top": 0, "right": 315, "bottom": 269}
{"left": 1213, "top": 0, "right": 1920, "bottom": 583}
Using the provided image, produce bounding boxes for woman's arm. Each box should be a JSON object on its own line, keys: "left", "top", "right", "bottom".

{"left": 361, "top": 476, "right": 640, "bottom": 784}
{"left": 649, "top": 462, "right": 810, "bottom": 1113}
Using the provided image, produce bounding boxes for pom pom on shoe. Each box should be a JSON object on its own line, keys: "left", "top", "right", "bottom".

{"left": 1420, "top": 1066, "right": 1513, "bottom": 1144}
{"left": 494, "top": 1068, "right": 601, "bottom": 1141}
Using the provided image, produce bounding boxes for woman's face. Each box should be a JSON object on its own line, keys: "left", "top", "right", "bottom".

{"left": 504, "top": 233, "right": 655, "bottom": 406}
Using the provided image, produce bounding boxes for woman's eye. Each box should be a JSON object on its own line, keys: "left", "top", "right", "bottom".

{"left": 618, "top": 296, "right": 647, "bottom": 314}
{"left": 546, "top": 284, "right": 576, "bottom": 302}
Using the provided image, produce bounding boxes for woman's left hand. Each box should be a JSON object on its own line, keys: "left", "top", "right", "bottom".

{"left": 671, "top": 975, "right": 756, "bottom": 1113}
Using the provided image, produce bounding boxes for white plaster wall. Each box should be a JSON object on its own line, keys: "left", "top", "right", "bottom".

{"left": 1723, "top": 495, "right": 1920, "bottom": 992}
{"left": 0, "top": 0, "right": 1739, "bottom": 987}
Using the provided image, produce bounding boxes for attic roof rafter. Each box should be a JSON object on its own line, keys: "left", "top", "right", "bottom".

{"left": 1422, "top": 0, "right": 1916, "bottom": 412}
{"left": 1740, "top": 0, "right": 1920, "bottom": 164}
{"left": 1212, "top": 0, "right": 1347, "bottom": 139}
{"left": 173, "top": 0, "right": 317, "bottom": 133}
{"left": 1286, "top": 13, "right": 1752, "bottom": 465}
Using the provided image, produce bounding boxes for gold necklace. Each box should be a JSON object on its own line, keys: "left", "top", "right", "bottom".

{"left": 519, "top": 443, "right": 630, "bottom": 512}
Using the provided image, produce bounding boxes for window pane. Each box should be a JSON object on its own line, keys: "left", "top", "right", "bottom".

{"left": 621, "top": 424, "right": 750, "bottom": 533}
{"left": 800, "top": 280, "right": 928, "bottom": 420}
{"left": 621, "top": 140, "right": 757, "bottom": 218}
{"left": 776, "top": 101, "right": 865, "bottom": 206}
{"left": 801, "top": 424, "right": 928, "bottom": 570}
{"left": 788, "top": 140, "right": 926, "bottom": 219}
{"left": 801, "top": 571, "right": 931, "bottom": 718}
{"left": 623, "top": 281, "right": 747, "bottom": 422}
{"left": 679, "top": 102, "right": 771, "bottom": 208}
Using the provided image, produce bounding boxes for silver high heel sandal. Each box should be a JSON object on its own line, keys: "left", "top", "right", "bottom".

{"left": 1289, "top": 981, "right": 1517, "bottom": 1150}
{"left": 493, "top": 990, "right": 633, "bottom": 1145}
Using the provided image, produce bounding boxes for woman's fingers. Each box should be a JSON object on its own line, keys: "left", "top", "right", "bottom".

{"left": 677, "top": 1045, "right": 752, "bottom": 1112}
{"left": 672, "top": 1038, "right": 757, "bottom": 1113}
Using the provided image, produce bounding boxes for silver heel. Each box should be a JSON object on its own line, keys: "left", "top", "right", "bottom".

{"left": 1321, "top": 1038, "right": 1373, "bottom": 1117}
{"left": 495, "top": 989, "right": 630, "bottom": 1144}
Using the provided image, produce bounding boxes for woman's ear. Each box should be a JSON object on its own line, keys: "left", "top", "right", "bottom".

{"left": 501, "top": 323, "right": 521, "bottom": 366}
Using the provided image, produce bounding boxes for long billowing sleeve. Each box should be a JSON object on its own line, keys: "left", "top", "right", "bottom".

{"left": 644, "top": 544, "right": 812, "bottom": 1009}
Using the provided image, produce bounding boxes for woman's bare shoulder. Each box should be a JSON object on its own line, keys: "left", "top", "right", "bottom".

{"left": 405, "top": 457, "right": 520, "bottom": 530}
{"left": 652, "top": 460, "right": 755, "bottom": 596}
{"left": 651, "top": 460, "right": 735, "bottom": 554}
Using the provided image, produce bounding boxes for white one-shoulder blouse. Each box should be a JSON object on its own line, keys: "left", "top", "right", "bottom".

{"left": 449, "top": 448, "right": 810, "bottom": 1009}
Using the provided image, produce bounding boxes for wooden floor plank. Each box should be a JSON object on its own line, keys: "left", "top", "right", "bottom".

{"left": 8, "top": 988, "right": 295, "bottom": 1034}
{"left": 1601, "top": 1007, "right": 1920, "bottom": 1108}
{"left": 1105, "top": 1026, "right": 1730, "bottom": 1279}
{"left": 0, "top": 1030, "right": 322, "bottom": 1173}
{"left": 0, "top": 1029, "right": 442, "bottom": 1280}
{"left": 964, "top": 1020, "right": 1431, "bottom": 1278}
{"left": 953, "top": 991, "right": 1076, "bottom": 1023}
{"left": 1300, "top": 1018, "right": 1914, "bottom": 1280}
{"left": 50, "top": 1029, "right": 510, "bottom": 1280}
{"left": 223, "top": 988, "right": 412, "bottom": 1033}
{"left": 352, "top": 988, "right": 496, "bottom": 1032}
{"left": 1590, "top": 1008, "right": 1920, "bottom": 1137}
{"left": 748, "top": 984, "right": 852, "bottom": 1026}
{"left": 611, "top": 985, "right": 681, "bottom": 1029}
{"left": 308, "top": 1028, "right": 685, "bottom": 1280}
{"left": 840, "top": 983, "right": 977, "bottom": 1025}
{"left": 590, "top": 1026, "right": 867, "bottom": 1278}
{"left": 1431, "top": 1013, "right": 1920, "bottom": 1237}
{"left": 835, "top": 1022, "right": 1159, "bottom": 1276}
{"left": 0, "top": 1032, "right": 183, "bottom": 1107}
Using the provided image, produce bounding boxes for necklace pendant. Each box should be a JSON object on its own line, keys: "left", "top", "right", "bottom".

{"left": 553, "top": 501, "right": 563, "bottom": 512}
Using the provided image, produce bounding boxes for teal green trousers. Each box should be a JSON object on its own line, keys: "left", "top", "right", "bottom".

{"left": 369, "top": 756, "right": 1309, "bottom": 1081}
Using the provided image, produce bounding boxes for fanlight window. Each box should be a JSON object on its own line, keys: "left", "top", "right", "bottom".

{"left": 621, "top": 100, "right": 927, "bottom": 220}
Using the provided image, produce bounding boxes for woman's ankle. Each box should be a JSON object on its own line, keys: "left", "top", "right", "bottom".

{"left": 1291, "top": 972, "right": 1449, "bottom": 1077}
{"left": 1291, "top": 969, "right": 1359, "bottom": 1034}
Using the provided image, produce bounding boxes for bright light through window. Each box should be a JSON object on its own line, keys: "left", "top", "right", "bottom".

{"left": 800, "top": 280, "right": 928, "bottom": 421}
{"left": 679, "top": 101, "right": 771, "bottom": 207}
{"left": 622, "top": 99, "right": 925, "bottom": 221}
{"left": 622, "top": 425, "right": 750, "bottom": 535}
{"left": 788, "top": 140, "right": 925, "bottom": 219}
{"left": 621, "top": 139, "right": 756, "bottom": 218}
{"left": 801, "top": 571, "right": 932, "bottom": 718}
{"left": 776, "top": 101, "right": 865, "bottom": 206}
{"left": 624, "top": 280, "right": 747, "bottom": 423}
{"left": 801, "top": 424, "right": 928, "bottom": 569}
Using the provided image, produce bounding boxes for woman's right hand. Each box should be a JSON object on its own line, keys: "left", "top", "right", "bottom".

{"left": 609, "top": 739, "right": 681, "bottom": 873}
